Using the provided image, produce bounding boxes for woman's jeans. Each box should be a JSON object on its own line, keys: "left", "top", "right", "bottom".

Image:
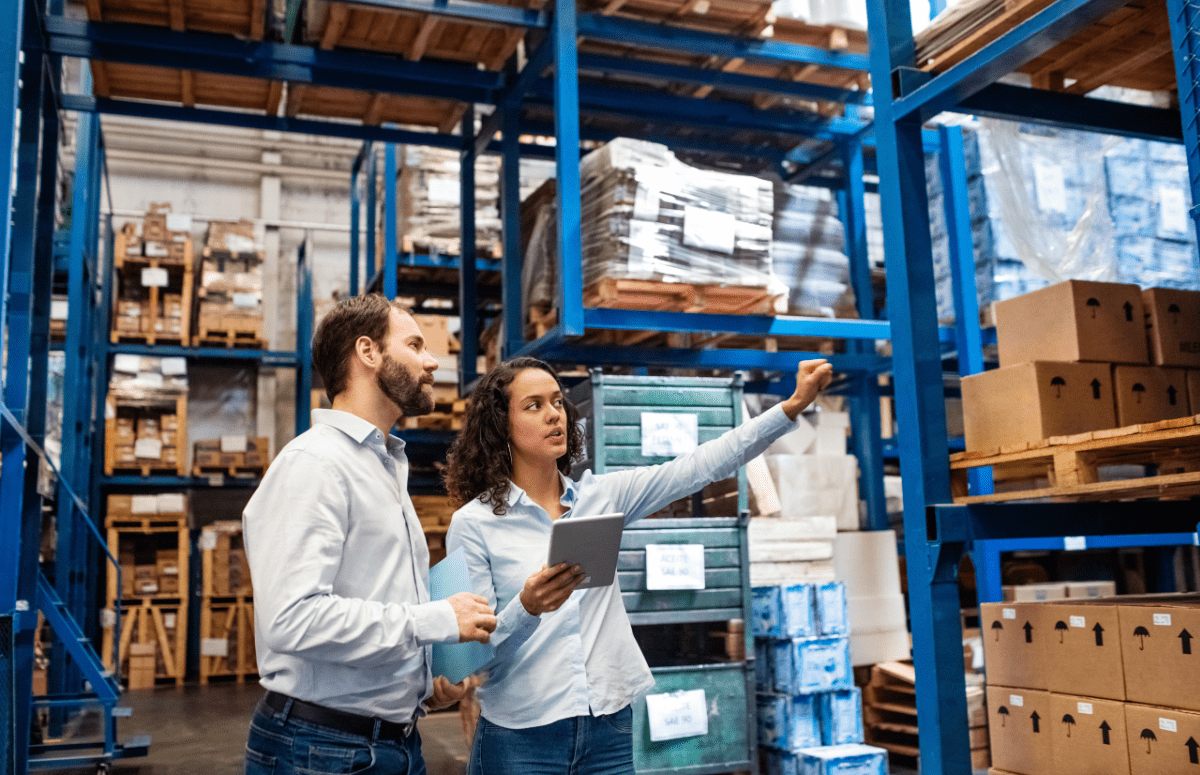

{"left": 470, "top": 706, "right": 635, "bottom": 775}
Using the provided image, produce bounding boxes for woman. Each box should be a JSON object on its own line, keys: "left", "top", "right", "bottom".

{"left": 444, "top": 356, "right": 833, "bottom": 775}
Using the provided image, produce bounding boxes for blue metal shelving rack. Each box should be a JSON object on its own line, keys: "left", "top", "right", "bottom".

{"left": 865, "top": 0, "right": 1200, "bottom": 770}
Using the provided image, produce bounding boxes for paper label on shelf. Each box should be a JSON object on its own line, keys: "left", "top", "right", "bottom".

{"left": 681, "top": 206, "right": 735, "bottom": 255}
{"left": 1154, "top": 613, "right": 1172, "bottom": 626}
{"left": 157, "top": 493, "right": 185, "bottom": 513}
{"left": 208, "top": 474, "right": 225, "bottom": 487}
{"left": 135, "top": 372, "right": 164, "bottom": 390}
{"left": 141, "top": 267, "right": 169, "bottom": 288}
{"left": 51, "top": 299, "right": 69, "bottom": 320}
{"left": 1070, "top": 615, "right": 1086, "bottom": 628}
{"left": 1002, "top": 608, "right": 1017, "bottom": 620}
{"left": 134, "top": 438, "right": 163, "bottom": 459}
{"left": 428, "top": 178, "right": 462, "bottom": 205}
{"left": 1064, "top": 536, "right": 1086, "bottom": 551}
{"left": 112, "top": 707, "right": 132, "bottom": 718}
{"left": 166, "top": 214, "right": 192, "bottom": 232}
{"left": 199, "top": 531, "right": 218, "bottom": 551}
{"left": 1077, "top": 702, "right": 1093, "bottom": 715}
{"left": 641, "top": 412, "right": 698, "bottom": 458}
{"left": 131, "top": 495, "right": 159, "bottom": 514}
{"left": 1009, "top": 694, "right": 1024, "bottom": 707}
{"left": 113, "top": 354, "right": 142, "bottom": 374}
{"left": 221, "top": 434, "right": 248, "bottom": 453}
{"left": 200, "top": 638, "right": 229, "bottom": 657}
{"left": 1161, "top": 717, "right": 1178, "bottom": 733}
{"left": 160, "top": 357, "right": 187, "bottom": 376}
{"left": 645, "top": 544, "right": 705, "bottom": 590}
{"left": 1159, "top": 186, "right": 1190, "bottom": 233}
{"left": 164, "top": 613, "right": 176, "bottom": 629}
{"left": 232, "top": 292, "right": 259, "bottom": 308}
{"left": 645, "top": 689, "right": 708, "bottom": 742}
{"left": 1033, "top": 160, "right": 1067, "bottom": 214}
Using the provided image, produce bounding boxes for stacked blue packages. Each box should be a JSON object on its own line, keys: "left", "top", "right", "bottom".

{"left": 815, "top": 582, "right": 848, "bottom": 637}
{"left": 819, "top": 688, "right": 864, "bottom": 746}
{"left": 774, "top": 637, "right": 853, "bottom": 695}
{"left": 753, "top": 584, "right": 817, "bottom": 639}
{"left": 757, "top": 694, "right": 822, "bottom": 752}
{"left": 798, "top": 743, "right": 888, "bottom": 775}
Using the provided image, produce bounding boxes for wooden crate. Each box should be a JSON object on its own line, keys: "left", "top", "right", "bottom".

{"left": 949, "top": 414, "right": 1200, "bottom": 504}
{"left": 193, "top": 436, "right": 270, "bottom": 477}
{"left": 200, "top": 522, "right": 253, "bottom": 598}
{"left": 114, "top": 602, "right": 188, "bottom": 688}
{"left": 199, "top": 596, "right": 257, "bottom": 684}
{"left": 84, "top": 0, "right": 267, "bottom": 38}
{"left": 192, "top": 317, "right": 267, "bottom": 348}
{"left": 110, "top": 245, "right": 194, "bottom": 347}
{"left": 104, "top": 394, "right": 188, "bottom": 477}
{"left": 90, "top": 62, "right": 282, "bottom": 114}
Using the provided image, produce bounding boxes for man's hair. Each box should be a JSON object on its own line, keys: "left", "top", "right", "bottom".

{"left": 312, "top": 294, "right": 411, "bottom": 402}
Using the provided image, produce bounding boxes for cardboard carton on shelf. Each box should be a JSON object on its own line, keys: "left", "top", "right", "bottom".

{"left": 985, "top": 686, "right": 1052, "bottom": 775}
{"left": 1143, "top": 287, "right": 1200, "bottom": 368}
{"left": 126, "top": 642, "right": 157, "bottom": 690}
{"left": 1118, "top": 596, "right": 1200, "bottom": 713}
{"left": 411, "top": 315, "right": 451, "bottom": 357}
{"left": 1112, "top": 366, "right": 1191, "bottom": 426}
{"left": 1065, "top": 581, "right": 1118, "bottom": 599}
{"left": 1043, "top": 600, "right": 1126, "bottom": 701}
{"left": 961, "top": 361, "right": 1116, "bottom": 452}
{"left": 980, "top": 602, "right": 1049, "bottom": 691}
{"left": 1124, "top": 702, "right": 1200, "bottom": 775}
{"left": 1003, "top": 583, "right": 1069, "bottom": 603}
{"left": 1049, "top": 693, "right": 1130, "bottom": 775}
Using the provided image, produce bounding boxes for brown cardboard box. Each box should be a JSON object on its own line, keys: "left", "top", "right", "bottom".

{"left": 981, "top": 602, "right": 1049, "bottom": 690}
{"left": 1003, "top": 583, "right": 1069, "bottom": 603}
{"left": 158, "top": 576, "right": 180, "bottom": 595}
{"left": 120, "top": 563, "right": 135, "bottom": 597}
{"left": 1066, "top": 581, "right": 1119, "bottom": 599}
{"left": 162, "top": 414, "right": 179, "bottom": 432}
{"left": 1124, "top": 703, "right": 1200, "bottom": 775}
{"left": 961, "top": 362, "right": 1117, "bottom": 452}
{"left": 133, "top": 565, "right": 159, "bottom": 595}
{"left": 115, "top": 446, "right": 137, "bottom": 465}
{"left": 1044, "top": 601, "right": 1126, "bottom": 701}
{"left": 161, "top": 446, "right": 178, "bottom": 465}
{"left": 1118, "top": 596, "right": 1200, "bottom": 713}
{"left": 1143, "top": 288, "right": 1200, "bottom": 368}
{"left": 412, "top": 315, "right": 451, "bottom": 356}
{"left": 1049, "top": 693, "right": 1130, "bottom": 775}
{"left": 114, "top": 425, "right": 137, "bottom": 445}
{"left": 127, "top": 642, "right": 157, "bottom": 689}
{"left": 1112, "top": 366, "right": 1190, "bottom": 426}
{"left": 136, "top": 418, "right": 160, "bottom": 438}
{"left": 986, "top": 686, "right": 1053, "bottom": 775}
{"left": 995, "top": 280, "right": 1149, "bottom": 367}
{"left": 1188, "top": 370, "right": 1200, "bottom": 414}
{"left": 194, "top": 450, "right": 222, "bottom": 467}
{"left": 115, "top": 316, "right": 141, "bottom": 334}
{"left": 195, "top": 439, "right": 221, "bottom": 451}
{"left": 107, "top": 494, "right": 133, "bottom": 519}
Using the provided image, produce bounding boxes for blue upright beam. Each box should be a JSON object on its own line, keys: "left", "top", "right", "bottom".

{"left": 500, "top": 105, "right": 523, "bottom": 360}
{"left": 553, "top": 0, "right": 584, "bottom": 337}
{"left": 384, "top": 144, "right": 399, "bottom": 300}
{"left": 365, "top": 143, "right": 377, "bottom": 286}
{"left": 296, "top": 239, "right": 314, "bottom": 436}
{"left": 350, "top": 144, "right": 364, "bottom": 296}
{"left": 1165, "top": 0, "right": 1200, "bottom": 240}
{"left": 459, "top": 109, "right": 480, "bottom": 393}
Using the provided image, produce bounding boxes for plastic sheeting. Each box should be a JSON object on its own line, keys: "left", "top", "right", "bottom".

{"left": 772, "top": 184, "right": 858, "bottom": 317}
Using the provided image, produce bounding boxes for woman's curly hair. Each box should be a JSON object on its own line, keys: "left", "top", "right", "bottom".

{"left": 444, "top": 357, "right": 584, "bottom": 515}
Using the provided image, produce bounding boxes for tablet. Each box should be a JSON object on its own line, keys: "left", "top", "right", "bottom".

{"left": 547, "top": 513, "right": 626, "bottom": 589}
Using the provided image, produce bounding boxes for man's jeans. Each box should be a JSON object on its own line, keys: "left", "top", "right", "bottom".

{"left": 470, "top": 706, "right": 635, "bottom": 775}
{"left": 245, "top": 699, "right": 426, "bottom": 775}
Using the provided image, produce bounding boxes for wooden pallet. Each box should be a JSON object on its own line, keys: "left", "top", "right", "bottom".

{"left": 104, "top": 394, "right": 188, "bottom": 477}
{"left": 111, "top": 252, "right": 194, "bottom": 347}
{"left": 401, "top": 399, "right": 468, "bottom": 431}
{"left": 111, "top": 332, "right": 189, "bottom": 347}
{"left": 192, "top": 329, "right": 267, "bottom": 348}
{"left": 90, "top": 62, "right": 282, "bottom": 114}
{"left": 111, "top": 601, "right": 188, "bottom": 688}
{"left": 85, "top": 0, "right": 266, "bottom": 38}
{"left": 586, "top": 277, "right": 779, "bottom": 315}
{"left": 401, "top": 235, "right": 504, "bottom": 259}
{"left": 199, "top": 595, "right": 257, "bottom": 684}
{"left": 194, "top": 463, "right": 267, "bottom": 478}
{"left": 106, "top": 514, "right": 188, "bottom": 532}
{"left": 950, "top": 414, "right": 1200, "bottom": 504}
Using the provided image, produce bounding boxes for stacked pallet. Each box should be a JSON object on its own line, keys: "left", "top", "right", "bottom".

{"left": 195, "top": 242, "right": 265, "bottom": 347}
{"left": 105, "top": 355, "right": 188, "bottom": 477}
{"left": 193, "top": 435, "right": 270, "bottom": 477}
{"left": 393, "top": 146, "right": 502, "bottom": 258}
{"left": 111, "top": 206, "right": 194, "bottom": 345}
{"left": 199, "top": 521, "right": 257, "bottom": 684}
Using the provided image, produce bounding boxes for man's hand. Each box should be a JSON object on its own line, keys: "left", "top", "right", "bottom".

{"left": 446, "top": 592, "right": 497, "bottom": 644}
{"left": 519, "top": 563, "right": 586, "bottom": 616}
{"left": 426, "top": 675, "right": 469, "bottom": 711}
{"left": 781, "top": 359, "right": 834, "bottom": 420}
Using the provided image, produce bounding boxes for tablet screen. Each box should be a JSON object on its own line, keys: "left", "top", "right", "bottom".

{"left": 546, "top": 513, "right": 626, "bottom": 589}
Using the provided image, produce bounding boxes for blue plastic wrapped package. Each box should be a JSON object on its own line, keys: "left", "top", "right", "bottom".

{"left": 819, "top": 688, "right": 864, "bottom": 745}
{"left": 755, "top": 638, "right": 775, "bottom": 693}
{"left": 815, "top": 582, "right": 849, "bottom": 636}
{"left": 782, "top": 638, "right": 853, "bottom": 694}
{"left": 764, "top": 748, "right": 802, "bottom": 775}
{"left": 757, "top": 693, "right": 821, "bottom": 751}
{"left": 753, "top": 586, "right": 784, "bottom": 637}
{"left": 757, "top": 694, "right": 788, "bottom": 750}
{"left": 798, "top": 743, "right": 888, "bottom": 775}
{"left": 782, "top": 584, "right": 816, "bottom": 639}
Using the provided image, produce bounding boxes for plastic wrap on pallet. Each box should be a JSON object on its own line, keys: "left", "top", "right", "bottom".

{"left": 399, "top": 145, "right": 501, "bottom": 253}
{"left": 110, "top": 354, "right": 188, "bottom": 400}
{"left": 819, "top": 688, "right": 864, "bottom": 745}
{"left": 772, "top": 183, "right": 859, "bottom": 316}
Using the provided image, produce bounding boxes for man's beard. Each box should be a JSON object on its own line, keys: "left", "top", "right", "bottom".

{"left": 377, "top": 352, "right": 434, "bottom": 417}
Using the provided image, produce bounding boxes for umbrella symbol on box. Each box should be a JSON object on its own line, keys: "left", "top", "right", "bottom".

{"left": 1051, "top": 376, "right": 1066, "bottom": 398}
{"left": 1063, "top": 714, "right": 1076, "bottom": 737}
{"left": 1134, "top": 626, "right": 1151, "bottom": 650}
{"left": 998, "top": 706, "right": 1009, "bottom": 727}
{"left": 991, "top": 621, "right": 1003, "bottom": 641}
{"left": 1087, "top": 298, "right": 1101, "bottom": 318}
{"left": 1056, "top": 620, "right": 1069, "bottom": 643}
{"left": 1141, "top": 728, "right": 1157, "bottom": 753}
{"left": 1132, "top": 383, "right": 1146, "bottom": 404}
{"left": 1169, "top": 303, "right": 1181, "bottom": 325}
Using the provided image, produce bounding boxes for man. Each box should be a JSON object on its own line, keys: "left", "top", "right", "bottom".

{"left": 243, "top": 294, "right": 496, "bottom": 775}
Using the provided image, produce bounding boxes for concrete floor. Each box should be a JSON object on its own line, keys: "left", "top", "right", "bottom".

{"left": 58, "top": 683, "right": 469, "bottom": 775}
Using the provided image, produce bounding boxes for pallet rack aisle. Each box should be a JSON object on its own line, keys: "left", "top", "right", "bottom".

{"left": 865, "top": 0, "right": 1200, "bottom": 770}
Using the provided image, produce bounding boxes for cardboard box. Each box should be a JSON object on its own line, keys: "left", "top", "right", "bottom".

{"left": 161, "top": 414, "right": 179, "bottom": 432}
{"left": 115, "top": 316, "right": 141, "bottom": 334}
{"left": 1003, "top": 583, "right": 1070, "bottom": 603}
{"left": 994, "top": 280, "right": 1149, "bottom": 367}
{"left": 986, "top": 686, "right": 1053, "bottom": 775}
{"left": 1113, "top": 366, "right": 1191, "bottom": 426}
{"left": 115, "top": 446, "right": 137, "bottom": 465}
{"left": 126, "top": 642, "right": 157, "bottom": 690}
{"left": 1118, "top": 596, "right": 1200, "bottom": 713}
{"left": 117, "top": 301, "right": 143, "bottom": 317}
{"left": 412, "top": 315, "right": 451, "bottom": 356}
{"left": 1143, "top": 288, "right": 1200, "bottom": 368}
{"left": 1066, "top": 581, "right": 1118, "bottom": 599}
{"left": 107, "top": 494, "right": 133, "bottom": 518}
{"left": 1189, "top": 370, "right": 1200, "bottom": 415}
{"left": 962, "top": 362, "right": 1117, "bottom": 451}
{"left": 158, "top": 576, "right": 180, "bottom": 595}
{"left": 136, "top": 418, "right": 160, "bottom": 438}
{"left": 1043, "top": 601, "right": 1126, "bottom": 701}
{"left": 981, "top": 602, "right": 1049, "bottom": 690}
{"left": 1049, "top": 693, "right": 1130, "bottom": 775}
{"left": 115, "top": 426, "right": 137, "bottom": 445}
{"left": 194, "top": 450, "right": 222, "bottom": 467}
{"left": 1124, "top": 702, "right": 1200, "bottom": 775}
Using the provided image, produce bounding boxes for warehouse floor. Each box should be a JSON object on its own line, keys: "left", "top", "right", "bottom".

{"left": 58, "top": 683, "right": 469, "bottom": 775}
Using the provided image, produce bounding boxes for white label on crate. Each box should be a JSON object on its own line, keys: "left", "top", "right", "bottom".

{"left": 113, "top": 354, "right": 142, "bottom": 374}
{"left": 135, "top": 438, "right": 163, "bottom": 459}
{"left": 51, "top": 299, "right": 69, "bottom": 320}
{"left": 199, "top": 531, "right": 218, "bottom": 551}
{"left": 1070, "top": 615, "right": 1086, "bottom": 628}
{"left": 157, "top": 493, "right": 185, "bottom": 513}
{"left": 200, "top": 638, "right": 229, "bottom": 657}
{"left": 221, "top": 434, "right": 248, "bottom": 453}
{"left": 645, "top": 689, "right": 708, "bottom": 742}
{"left": 641, "top": 412, "right": 698, "bottom": 458}
{"left": 633, "top": 180, "right": 661, "bottom": 221}
{"left": 427, "top": 178, "right": 461, "bottom": 205}
{"left": 143, "top": 242, "right": 169, "bottom": 257}
{"left": 131, "top": 495, "right": 159, "bottom": 514}
{"left": 141, "top": 267, "right": 169, "bottom": 287}
{"left": 1077, "top": 702, "right": 1094, "bottom": 715}
{"left": 1064, "top": 536, "right": 1087, "bottom": 551}
{"left": 1009, "top": 694, "right": 1024, "bottom": 707}
{"left": 160, "top": 565, "right": 178, "bottom": 576}
{"left": 166, "top": 214, "right": 192, "bottom": 232}
{"left": 100, "top": 608, "right": 116, "bottom": 628}
{"left": 681, "top": 206, "right": 736, "bottom": 255}
{"left": 1161, "top": 717, "right": 1179, "bottom": 733}
{"left": 645, "top": 544, "right": 706, "bottom": 590}
{"left": 1159, "top": 186, "right": 1190, "bottom": 233}
{"left": 164, "top": 613, "right": 176, "bottom": 628}
{"left": 135, "top": 372, "right": 164, "bottom": 390}
{"left": 1002, "top": 608, "right": 1017, "bottom": 620}
{"left": 1033, "top": 160, "right": 1067, "bottom": 214}
{"left": 1154, "top": 613, "right": 1173, "bottom": 626}
{"left": 160, "top": 357, "right": 187, "bottom": 376}
{"left": 232, "top": 292, "right": 259, "bottom": 309}
{"left": 208, "top": 474, "right": 225, "bottom": 488}
{"left": 112, "top": 707, "right": 133, "bottom": 718}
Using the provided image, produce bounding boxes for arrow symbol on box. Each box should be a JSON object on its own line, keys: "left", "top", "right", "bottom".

{"left": 1024, "top": 621, "right": 1034, "bottom": 643}
{"left": 1186, "top": 736, "right": 1199, "bottom": 764}
{"left": 1124, "top": 301, "right": 1134, "bottom": 321}
{"left": 1031, "top": 711, "right": 1040, "bottom": 733}
{"left": 1094, "top": 623, "right": 1104, "bottom": 646}
{"left": 1091, "top": 379, "right": 1102, "bottom": 399}
{"left": 1100, "top": 721, "right": 1112, "bottom": 745}
{"left": 1181, "top": 629, "right": 1193, "bottom": 655}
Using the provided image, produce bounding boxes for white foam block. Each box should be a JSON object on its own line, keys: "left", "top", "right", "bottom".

{"left": 766, "top": 412, "right": 815, "bottom": 456}
{"left": 748, "top": 515, "right": 838, "bottom": 542}
{"left": 749, "top": 560, "right": 836, "bottom": 586}
{"left": 748, "top": 540, "right": 833, "bottom": 563}
{"left": 847, "top": 593, "right": 908, "bottom": 634}
{"left": 833, "top": 529, "right": 903, "bottom": 598}
{"left": 767, "top": 454, "right": 859, "bottom": 530}
{"left": 848, "top": 627, "right": 911, "bottom": 667}
{"left": 813, "top": 424, "right": 847, "bottom": 456}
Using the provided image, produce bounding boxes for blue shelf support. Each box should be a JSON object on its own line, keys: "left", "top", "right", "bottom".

{"left": 500, "top": 104, "right": 523, "bottom": 360}
{"left": 297, "top": 237, "right": 314, "bottom": 436}
{"left": 459, "top": 108, "right": 479, "bottom": 393}
{"left": 383, "top": 143, "right": 399, "bottom": 300}
{"left": 552, "top": 0, "right": 583, "bottom": 336}
{"left": 365, "top": 142, "right": 377, "bottom": 286}
{"left": 350, "top": 143, "right": 366, "bottom": 296}
{"left": 1165, "top": 0, "right": 1200, "bottom": 239}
